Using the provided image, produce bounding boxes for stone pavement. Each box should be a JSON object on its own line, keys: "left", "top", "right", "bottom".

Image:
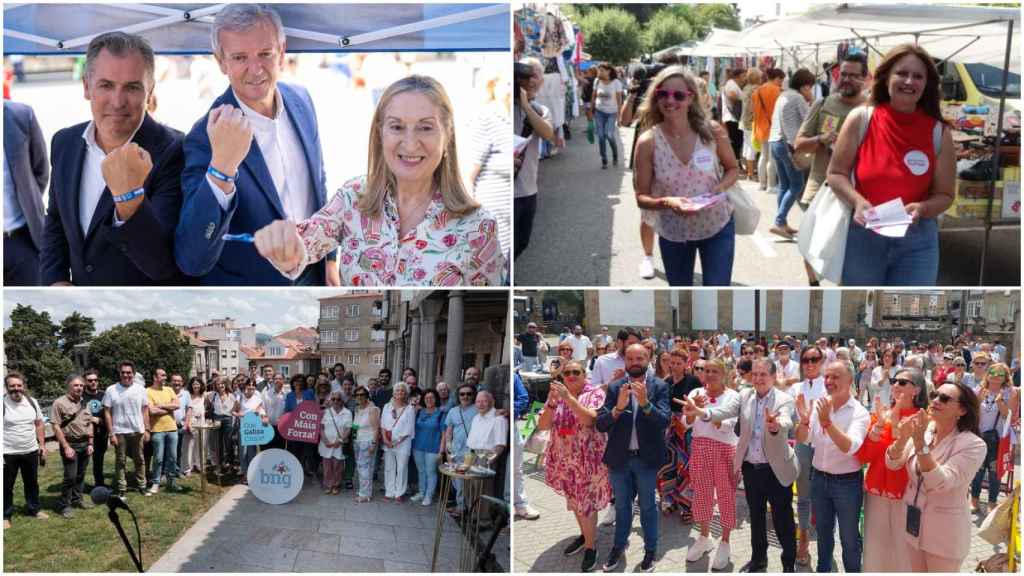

{"left": 514, "top": 458, "right": 1011, "bottom": 573}
{"left": 152, "top": 478, "right": 509, "bottom": 572}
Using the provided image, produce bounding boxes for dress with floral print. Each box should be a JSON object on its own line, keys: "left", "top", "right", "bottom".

{"left": 288, "top": 176, "right": 505, "bottom": 286}
{"left": 543, "top": 384, "right": 612, "bottom": 516}
{"left": 651, "top": 125, "right": 733, "bottom": 242}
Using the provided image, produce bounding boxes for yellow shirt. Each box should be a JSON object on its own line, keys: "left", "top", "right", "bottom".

{"left": 147, "top": 387, "right": 178, "bottom": 433}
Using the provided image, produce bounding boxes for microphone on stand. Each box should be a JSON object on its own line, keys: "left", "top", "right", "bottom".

{"left": 90, "top": 486, "right": 144, "bottom": 573}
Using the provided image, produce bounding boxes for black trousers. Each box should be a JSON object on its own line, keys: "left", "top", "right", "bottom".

{"left": 4, "top": 451, "right": 41, "bottom": 518}
{"left": 513, "top": 195, "right": 537, "bottom": 260}
{"left": 92, "top": 425, "right": 109, "bottom": 487}
{"left": 3, "top": 226, "right": 40, "bottom": 286}
{"left": 143, "top": 436, "right": 153, "bottom": 484}
{"left": 742, "top": 461, "right": 797, "bottom": 571}
{"left": 725, "top": 121, "right": 743, "bottom": 163}
{"left": 58, "top": 440, "right": 90, "bottom": 510}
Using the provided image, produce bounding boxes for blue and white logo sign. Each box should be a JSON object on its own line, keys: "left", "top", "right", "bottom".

{"left": 86, "top": 399, "right": 103, "bottom": 416}
{"left": 247, "top": 448, "right": 303, "bottom": 505}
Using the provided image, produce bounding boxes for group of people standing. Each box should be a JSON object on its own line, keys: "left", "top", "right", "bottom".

{"left": 524, "top": 325, "right": 1019, "bottom": 572}
{"left": 4, "top": 3, "right": 506, "bottom": 288}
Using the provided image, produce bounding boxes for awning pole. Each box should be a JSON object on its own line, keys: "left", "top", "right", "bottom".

{"left": 935, "top": 35, "right": 983, "bottom": 69}
{"left": 978, "top": 18, "right": 1014, "bottom": 286}
{"left": 847, "top": 28, "right": 885, "bottom": 58}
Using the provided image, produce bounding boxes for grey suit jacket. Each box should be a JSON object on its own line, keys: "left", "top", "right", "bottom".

{"left": 3, "top": 101, "right": 49, "bottom": 251}
{"left": 706, "top": 387, "right": 799, "bottom": 486}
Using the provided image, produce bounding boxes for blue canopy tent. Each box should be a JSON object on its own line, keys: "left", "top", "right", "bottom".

{"left": 2, "top": 3, "right": 510, "bottom": 54}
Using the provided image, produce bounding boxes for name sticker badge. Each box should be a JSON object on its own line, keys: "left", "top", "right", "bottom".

{"left": 693, "top": 150, "right": 715, "bottom": 172}
{"left": 903, "top": 150, "right": 929, "bottom": 176}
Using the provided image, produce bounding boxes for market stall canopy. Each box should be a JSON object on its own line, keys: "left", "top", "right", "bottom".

{"left": 2, "top": 3, "right": 509, "bottom": 54}
{"left": 736, "top": 3, "right": 1018, "bottom": 69}
{"left": 666, "top": 27, "right": 746, "bottom": 58}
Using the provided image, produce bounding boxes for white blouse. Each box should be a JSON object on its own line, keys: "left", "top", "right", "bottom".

{"left": 319, "top": 406, "right": 353, "bottom": 459}
{"left": 381, "top": 402, "right": 416, "bottom": 452}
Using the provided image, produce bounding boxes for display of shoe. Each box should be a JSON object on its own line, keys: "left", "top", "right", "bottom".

{"left": 712, "top": 540, "right": 731, "bottom": 570}
{"left": 640, "top": 550, "right": 657, "bottom": 572}
{"left": 638, "top": 257, "right": 656, "bottom": 279}
{"left": 686, "top": 535, "right": 715, "bottom": 562}
{"left": 563, "top": 535, "right": 586, "bottom": 556}
{"left": 602, "top": 547, "right": 623, "bottom": 572}
{"left": 581, "top": 548, "right": 599, "bottom": 572}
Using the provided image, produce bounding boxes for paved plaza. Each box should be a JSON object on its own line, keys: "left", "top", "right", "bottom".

{"left": 514, "top": 457, "right": 1012, "bottom": 573}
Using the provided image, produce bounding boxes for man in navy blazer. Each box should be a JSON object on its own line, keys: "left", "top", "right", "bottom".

{"left": 41, "top": 32, "right": 186, "bottom": 286}
{"left": 596, "top": 343, "right": 671, "bottom": 572}
{"left": 3, "top": 101, "right": 48, "bottom": 285}
{"left": 175, "top": 4, "right": 338, "bottom": 286}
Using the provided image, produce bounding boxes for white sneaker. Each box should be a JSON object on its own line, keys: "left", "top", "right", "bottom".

{"left": 410, "top": 493, "right": 424, "bottom": 502}
{"left": 686, "top": 535, "right": 714, "bottom": 562}
{"left": 599, "top": 508, "right": 616, "bottom": 527}
{"left": 146, "top": 485, "right": 159, "bottom": 496}
{"left": 421, "top": 497, "right": 433, "bottom": 506}
{"left": 638, "top": 257, "right": 655, "bottom": 279}
{"left": 711, "top": 540, "right": 731, "bottom": 570}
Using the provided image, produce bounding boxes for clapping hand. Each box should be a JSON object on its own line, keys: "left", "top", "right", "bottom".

{"left": 795, "top": 393, "right": 811, "bottom": 424}
{"left": 910, "top": 410, "right": 929, "bottom": 452}
{"left": 815, "top": 397, "right": 833, "bottom": 429}
{"left": 615, "top": 383, "right": 631, "bottom": 412}
{"left": 632, "top": 379, "right": 649, "bottom": 407}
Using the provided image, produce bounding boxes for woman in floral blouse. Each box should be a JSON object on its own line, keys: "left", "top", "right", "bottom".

{"left": 253, "top": 75, "right": 505, "bottom": 286}
{"left": 536, "top": 360, "right": 611, "bottom": 572}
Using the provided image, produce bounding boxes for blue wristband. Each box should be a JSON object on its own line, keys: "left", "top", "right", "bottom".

{"left": 207, "top": 165, "right": 236, "bottom": 183}
{"left": 112, "top": 187, "right": 145, "bottom": 203}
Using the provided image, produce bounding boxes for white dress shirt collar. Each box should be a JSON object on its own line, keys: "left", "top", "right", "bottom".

{"left": 809, "top": 394, "right": 870, "bottom": 474}
{"left": 78, "top": 119, "right": 142, "bottom": 235}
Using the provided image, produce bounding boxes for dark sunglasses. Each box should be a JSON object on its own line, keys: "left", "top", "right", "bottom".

{"left": 120, "top": 371, "right": 134, "bottom": 375}
{"left": 459, "top": 392, "right": 474, "bottom": 397}
{"left": 892, "top": 378, "right": 915, "bottom": 387}
{"left": 563, "top": 369, "right": 583, "bottom": 376}
{"left": 801, "top": 356, "right": 823, "bottom": 364}
{"left": 85, "top": 378, "right": 99, "bottom": 383}
{"left": 655, "top": 88, "right": 692, "bottom": 102}
{"left": 693, "top": 366, "right": 705, "bottom": 372}
{"left": 930, "top": 391, "right": 957, "bottom": 404}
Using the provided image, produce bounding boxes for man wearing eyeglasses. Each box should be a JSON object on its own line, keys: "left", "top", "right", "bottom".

{"left": 787, "top": 345, "right": 827, "bottom": 566}
{"left": 81, "top": 368, "right": 108, "bottom": 489}
{"left": 102, "top": 361, "right": 150, "bottom": 498}
{"left": 442, "top": 383, "right": 478, "bottom": 515}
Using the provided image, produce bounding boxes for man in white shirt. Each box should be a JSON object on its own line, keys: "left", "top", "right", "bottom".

{"left": 774, "top": 342, "right": 800, "bottom": 388}
{"left": 262, "top": 373, "right": 287, "bottom": 450}
{"left": 591, "top": 328, "right": 641, "bottom": 388}
{"left": 593, "top": 327, "right": 612, "bottom": 349}
{"left": 3, "top": 372, "right": 48, "bottom": 526}
{"left": 176, "top": 3, "right": 339, "bottom": 286}
{"left": 795, "top": 360, "right": 869, "bottom": 573}
{"left": 103, "top": 361, "right": 151, "bottom": 498}
{"left": 564, "top": 325, "right": 593, "bottom": 362}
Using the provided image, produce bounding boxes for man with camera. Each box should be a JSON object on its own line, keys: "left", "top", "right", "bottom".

{"left": 513, "top": 58, "right": 556, "bottom": 260}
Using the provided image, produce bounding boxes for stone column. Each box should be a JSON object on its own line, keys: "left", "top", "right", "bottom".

{"left": 408, "top": 311, "right": 421, "bottom": 376}
{"left": 419, "top": 298, "right": 444, "bottom": 389}
{"left": 443, "top": 291, "right": 465, "bottom": 387}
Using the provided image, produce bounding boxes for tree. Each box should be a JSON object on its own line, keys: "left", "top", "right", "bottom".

{"left": 578, "top": 7, "right": 643, "bottom": 65}
{"left": 693, "top": 4, "right": 741, "bottom": 34}
{"left": 644, "top": 10, "right": 695, "bottom": 54}
{"left": 4, "top": 304, "right": 75, "bottom": 400}
{"left": 59, "top": 311, "right": 95, "bottom": 356}
{"left": 87, "top": 320, "right": 193, "bottom": 384}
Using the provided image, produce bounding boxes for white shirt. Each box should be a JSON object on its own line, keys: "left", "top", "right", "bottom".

{"left": 591, "top": 352, "right": 625, "bottom": 388}
{"left": 720, "top": 79, "right": 742, "bottom": 122}
{"left": 686, "top": 387, "right": 740, "bottom": 446}
{"left": 262, "top": 388, "right": 287, "bottom": 425}
{"left": 239, "top": 393, "right": 264, "bottom": 416}
{"left": 3, "top": 395, "right": 42, "bottom": 454}
{"left": 789, "top": 376, "right": 827, "bottom": 407}
{"left": 79, "top": 121, "right": 145, "bottom": 232}
{"left": 465, "top": 407, "right": 508, "bottom": 451}
{"left": 208, "top": 89, "right": 313, "bottom": 223}
{"left": 565, "top": 334, "right": 592, "bottom": 361}
{"left": 319, "top": 406, "right": 352, "bottom": 459}
{"left": 776, "top": 358, "right": 800, "bottom": 382}
{"left": 807, "top": 395, "right": 870, "bottom": 474}
{"left": 102, "top": 381, "right": 150, "bottom": 435}
{"left": 381, "top": 402, "right": 416, "bottom": 453}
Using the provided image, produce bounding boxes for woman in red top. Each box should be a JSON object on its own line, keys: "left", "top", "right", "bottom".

{"left": 827, "top": 44, "right": 955, "bottom": 286}
{"left": 856, "top": 367, "right": 928, "bottom": 571}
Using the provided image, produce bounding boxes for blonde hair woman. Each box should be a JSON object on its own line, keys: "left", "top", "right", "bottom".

{"left": 254, "top": 75, "right": 505, "bottom": 286}
{"left": 633, "top": 66, "right": 739, "bottom": 286}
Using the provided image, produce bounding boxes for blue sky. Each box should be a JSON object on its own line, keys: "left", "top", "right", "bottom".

{"left": 3, "top": 289, "right": 350, "bottom": 336}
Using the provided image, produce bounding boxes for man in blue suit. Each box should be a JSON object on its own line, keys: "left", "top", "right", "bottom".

{"left": 41, "top": 32, "right": 186, "bottom": 286}
{"left": 3, "top": 100, "right": 48, "bottom": 285}
{"left": 176, "top": 4, "right": 338, "bottom": 285}
{"left": 596, "top": 342, "right": 671, "bottom": 573}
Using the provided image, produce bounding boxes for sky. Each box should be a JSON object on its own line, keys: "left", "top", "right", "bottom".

{"left": 2, "top": 289, "right": 355, "bottom": 337}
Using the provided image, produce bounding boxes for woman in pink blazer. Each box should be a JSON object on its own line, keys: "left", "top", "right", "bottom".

{"left": 885, "top": 381, "right": 986, "bottom": 571}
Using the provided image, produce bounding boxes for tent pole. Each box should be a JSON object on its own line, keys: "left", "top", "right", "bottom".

{"left": 60, "top": 4, "right": 226, "bottom": 50}
{"left": 2, "top": 29, "right": 60, "bottom": 49}
{"left": 935, "top": 36, "right": 982, "bottom": 69}
{"left": 342, "top": 4, "right": 506, "bottom": 47}
{"left": 978, "top": 18, "right": 1014, "bottom": 286}
{"left": 847, "top": 29, "right": 885, "bottom": 58}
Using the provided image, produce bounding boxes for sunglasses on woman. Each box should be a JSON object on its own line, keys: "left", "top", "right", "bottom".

{"left": 930, "top": 391, "right": 957, "bottom": 404}
{"left": 892, "top": 378, "right": 915, "bottom": 387}
{"left": 563, "top": 369, "right": 583, "bottom": 376}
{"left": 988, "top": 368, "right": 1008, "bottom": 378}
{"left": 655, "top": 89, "right": 692, "bottom": 102}
{"left": 801, "top": 356, "right": 823, "bottom": 364}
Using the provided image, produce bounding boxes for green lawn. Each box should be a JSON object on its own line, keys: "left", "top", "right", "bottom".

{"left": 3, "top": 449, "right": 233, "bottom": 572}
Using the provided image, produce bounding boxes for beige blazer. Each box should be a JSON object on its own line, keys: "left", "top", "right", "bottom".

{"left": 885, "top": 427, "right": 986, "bottom": 560}
{"left": 707, "top": 387, "right": 799, "bottom": 486}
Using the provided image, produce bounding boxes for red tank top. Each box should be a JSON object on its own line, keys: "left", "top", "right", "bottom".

{"left": 854, "top": 103, "right": 938, "bottom": 206}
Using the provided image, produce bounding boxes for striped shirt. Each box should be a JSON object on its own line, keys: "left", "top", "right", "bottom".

{"left": 470, "top": 110, "right": 512, "bottom": 254}
{"left": 768, "top": 89, "right": 810, "bottom": 145}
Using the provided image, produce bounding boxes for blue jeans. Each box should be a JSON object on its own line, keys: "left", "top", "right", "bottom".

{"left": 150, "top": 430, "right": 179, "bottom": 486}
{"left": 240, "top": 443, "right": 258, "bottom": 476}
{"left": 658, "top": 217, "right": 735, "bottom": 286}
{"left": 970, "top": 430, "right": 1001, "bottom": 504}
{"left": 841, "top": 217, "right": 939, "bottom": 285}
{"left": 413, "top": 450, "right": 440, "bottom": 500}
{"left": 771, "top": 140, "right": 804, "bottom": 227}
{"left": 608, "top": 455, "right": 659, "bottom": 552}
{"left": 794, "top": 443, "right": 815, "bottom": 531}
{"left": 811, "top": 469, "right": 863, "bottom": 573}
{"left": 594, "top": 110, "right": 618, "bottom": 163}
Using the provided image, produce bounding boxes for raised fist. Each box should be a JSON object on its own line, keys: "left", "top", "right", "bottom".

{"left": 102, "top": 143, "right": 153, "bottom": 221}
{"left": 207, "top": 104, "right": 253, "bottom": 178}
{"left": 254, "top": 219, "right": 304, "bottom": 274}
